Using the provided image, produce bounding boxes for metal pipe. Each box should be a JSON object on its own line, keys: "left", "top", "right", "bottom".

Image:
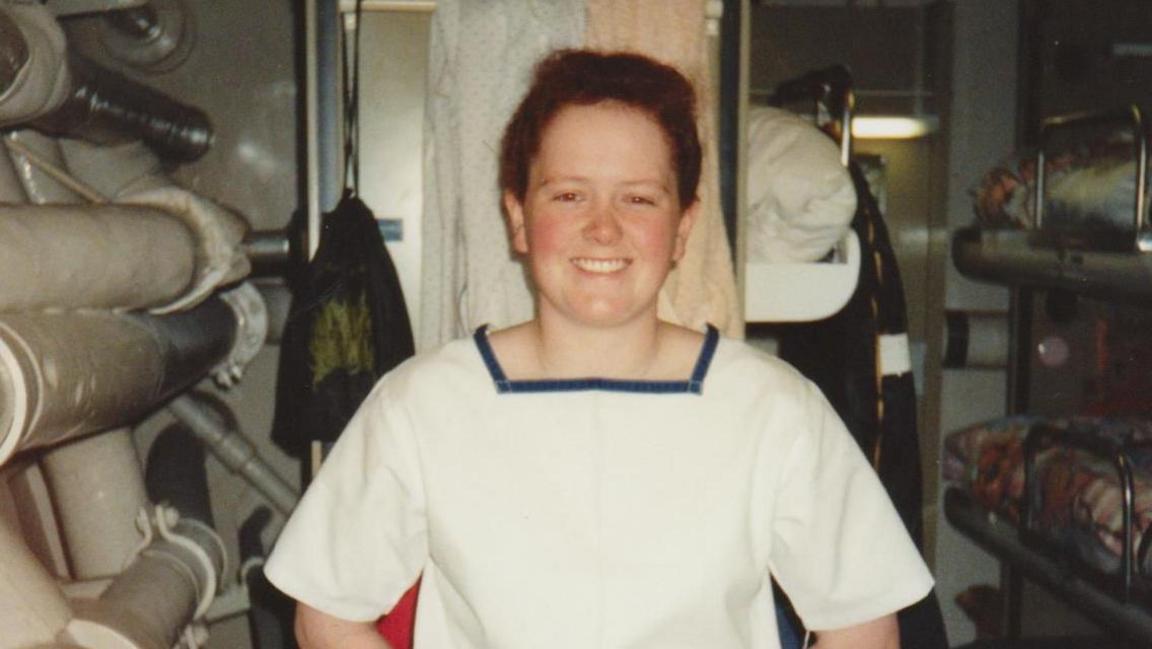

{"left": 243, "top": 229, "right": 294, "bottom": 277}
{"left": 40, "top": 428, "right": 150, "bottom": 580}
{"left": 0, "top": 296, "right": 237, "bottom": 467}
{"left": 306, "top": 0, "right": 344, "bottom": 260}
{"left": 167, "top": 394, "right": 299, "bottom": 516}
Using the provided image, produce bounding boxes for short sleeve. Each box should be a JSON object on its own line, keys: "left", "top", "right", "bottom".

{"left": 264, "top": 380, "right": 427, "bottom": 622}
{"left": 768, "top": 381, "right": 933, "bottom": 631}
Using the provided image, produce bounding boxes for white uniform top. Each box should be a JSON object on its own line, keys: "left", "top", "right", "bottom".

{"left": 265, "top": 326, "right": 933, "bottom": 649}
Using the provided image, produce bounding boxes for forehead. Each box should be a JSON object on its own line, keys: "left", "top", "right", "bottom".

{"left": 532, "top": 102, "right": 674, "bottom": 176}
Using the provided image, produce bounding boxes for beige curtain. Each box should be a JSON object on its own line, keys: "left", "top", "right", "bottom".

{"left": 586, "top": 0, "right": 743, "bottom": 338}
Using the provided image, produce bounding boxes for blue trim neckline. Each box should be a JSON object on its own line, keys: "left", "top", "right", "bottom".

{"left": 472, "top": 324, "right": 719, "bottom": 395}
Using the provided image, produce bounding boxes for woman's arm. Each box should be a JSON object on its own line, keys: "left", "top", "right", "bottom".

{"left": 811, "top": 614, "right": 899, "bottom": 649}
{"left": 295, "top": 602, "right": 394, "bottom": 649}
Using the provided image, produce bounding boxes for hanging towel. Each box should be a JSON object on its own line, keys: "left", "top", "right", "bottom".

{"left": 419, "top": 0, "right": 585, "bottom": 350}
{"left": 272, "top": 192, "right": 415, "bottom": 459}
{"left": 586, "top": 0, "right": 742, "bottom": 338}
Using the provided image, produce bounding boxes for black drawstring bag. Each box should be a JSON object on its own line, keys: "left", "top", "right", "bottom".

{"left": 272, "top": 191, "right": 415, "bottom": 462}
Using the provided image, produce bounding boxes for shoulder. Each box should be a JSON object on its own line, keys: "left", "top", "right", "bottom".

{"left": 708, "top": 335, "right": 814, "bottom": 397}
{"left": 364, "top": 334, "right": 490, "bottom": 409}
{"left": 701, "top": 335, "right": 840, "bottom": 443}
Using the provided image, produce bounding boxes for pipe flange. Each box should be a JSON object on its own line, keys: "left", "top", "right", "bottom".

{"left": 154, "top": 507, "right": 226, "bottom": 620}
{"left": 97, "top": 0, "right": 195, "bottom": 73}
{"left": 0, "top": 320, "right": 34, "bottom": 467}
{"left": 214, "top": 282, "right": 267, "bottom": 388}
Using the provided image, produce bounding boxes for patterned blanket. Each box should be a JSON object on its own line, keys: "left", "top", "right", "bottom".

{"left": 945, "top": 416, "right": 1152, "bottom": 578}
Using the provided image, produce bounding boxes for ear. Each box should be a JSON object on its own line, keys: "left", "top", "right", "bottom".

{"left": 672, "top": 199, "right": 700, "bottom": 262}
{"left": 503, "top": 191, "right": 529, "bottom": 254}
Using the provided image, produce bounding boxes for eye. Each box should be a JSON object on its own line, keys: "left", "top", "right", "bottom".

{"left": 626, "top": 194, "right": 657, "bottom": 206}
{"left": 553, "top": 191, "right": 580, "bottom": 202}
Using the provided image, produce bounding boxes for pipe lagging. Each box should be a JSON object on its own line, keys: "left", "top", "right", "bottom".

{"left": 35, "top": 53, "right": 213, "bottom": 162}
{"left": 0, "top": 296, "right": 237, "bottom": 467}
{"left": 40, "top": 428, "right": 151, "bottom": 580}
{"left": 0, "top": 517, "right": 72, "bottom": 649}
{"left": 0, "top": 4, "right": 72, "bottom": 128}
{"left": 168, "top": 394, "right": 299, "bottom": 516}
{"left": 0, "top": 202, "right": 197, "bottom": 312}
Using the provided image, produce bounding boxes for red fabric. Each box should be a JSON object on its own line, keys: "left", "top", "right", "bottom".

{"left": 375, "top": 579, "right": 421, "bottom": 649}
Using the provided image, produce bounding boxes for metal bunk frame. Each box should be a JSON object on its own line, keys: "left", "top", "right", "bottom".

{"left": 953, "top": 106, "right": 1152, "bottom": 301}
{"left": 949, "top": 104, "right": 1152, "bottom": 644}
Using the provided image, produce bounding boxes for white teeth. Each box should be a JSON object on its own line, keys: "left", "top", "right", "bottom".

{"left": 572, "top": 258, "right": 629, "bottom": 274}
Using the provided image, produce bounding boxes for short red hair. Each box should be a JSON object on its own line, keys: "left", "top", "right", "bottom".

{"left": 498, "top": 49, "right": 702, "bottom": 207}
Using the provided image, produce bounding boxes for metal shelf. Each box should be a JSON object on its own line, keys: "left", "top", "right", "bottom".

{"left": 952, "top": 226, "right": 1152, "bottom": 302}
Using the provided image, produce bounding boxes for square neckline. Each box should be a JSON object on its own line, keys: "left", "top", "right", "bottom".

{"left": 471, "top": 324, "right": 720, "bottom": 394}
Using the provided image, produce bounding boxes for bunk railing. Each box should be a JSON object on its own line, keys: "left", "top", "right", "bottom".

{"left": 954, "top": 104, "right": 1152, "bottom": 300}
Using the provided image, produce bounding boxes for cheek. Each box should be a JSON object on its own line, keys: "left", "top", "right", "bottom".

{"left": 630, "top": 218, "right": 680, "bottom": 258}
{"left": 524, "top": 216, "right": 570, "bottom": 260}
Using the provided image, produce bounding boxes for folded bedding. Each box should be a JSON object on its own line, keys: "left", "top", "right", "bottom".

{"left": 745, "top": 105, "right": 856, "bottom": 263}
{"left": 945, "top": 415, "right": 1152, "bottom": 579}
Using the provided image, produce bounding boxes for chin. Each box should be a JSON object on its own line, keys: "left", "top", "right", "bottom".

{"left": 563, "top": 302, "right": 654, "bottom": 329}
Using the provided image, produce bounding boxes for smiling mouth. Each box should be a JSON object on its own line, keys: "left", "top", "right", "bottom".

{"left": 571, "top": 257, "right": 631, "bottom": 274}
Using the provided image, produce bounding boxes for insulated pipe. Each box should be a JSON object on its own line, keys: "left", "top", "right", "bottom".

{"left": 0, "top": 4, "right": 73, "bottom": 128}
{"left": 67, "top": 509, "right": 226, "bottom": 649}
{"left": 0, "top": 202, "right": 197, "bottom": 312}
{"left": 0, "top": 296, "right": 237, "bottom": 467}
{"left": 40, "top": 428, "right": 150, "bottom": 580}
{"left": 0, "top": 517, "right": 73, "bottom": 649}
{"left": 942, "top": 310, "right": 1010, "bottom": 369}
{"left": 167, "top": 394, "right": 299, "bottom": 516}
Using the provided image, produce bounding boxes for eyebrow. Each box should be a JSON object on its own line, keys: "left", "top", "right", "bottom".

{"left": 536, "top": 177, "right": 671, "bottom": 192}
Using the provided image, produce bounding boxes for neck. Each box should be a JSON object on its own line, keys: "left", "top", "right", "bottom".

{"left": 530, "top": 313, "right": 663, "bottom": 379}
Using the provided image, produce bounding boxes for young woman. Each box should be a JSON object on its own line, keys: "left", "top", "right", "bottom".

{"left": 266, "top": 49, "right": 932, "bottom": 649}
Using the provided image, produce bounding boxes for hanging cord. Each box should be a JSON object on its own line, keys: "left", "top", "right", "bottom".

{"left": 3, "top": 135, "right": 109, "bottom": 203}
{"left": 340, "top": 0, "right": 364, "bottom": 195}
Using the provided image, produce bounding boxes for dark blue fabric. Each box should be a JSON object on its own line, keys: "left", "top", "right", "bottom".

{"left": 472, "top": 324, "right": 719, "bottom": 395}
{"left": 775, "top": 596, "right": 804, "bottom": 649}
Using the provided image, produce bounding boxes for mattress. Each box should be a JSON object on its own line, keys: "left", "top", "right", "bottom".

{"left": 944, "top": 415, "right": 1152, "bottom": 581}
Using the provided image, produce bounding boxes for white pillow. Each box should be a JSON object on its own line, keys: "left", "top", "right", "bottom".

{"left": 745, "top": 106, "right": 857, "bottom": 263}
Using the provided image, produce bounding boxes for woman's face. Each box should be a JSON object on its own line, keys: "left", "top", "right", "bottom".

{"left": 504, "top": 102, "right": 698, "bottom": 329}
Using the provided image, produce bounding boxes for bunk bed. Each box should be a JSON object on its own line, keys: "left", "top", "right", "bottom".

{"left": 947, "top": 105, "right": 1152, "bottom": 645}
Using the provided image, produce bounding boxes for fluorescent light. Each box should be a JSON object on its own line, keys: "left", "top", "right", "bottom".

{"left": 852, "top": 116, "right": 939, "bottom": 139}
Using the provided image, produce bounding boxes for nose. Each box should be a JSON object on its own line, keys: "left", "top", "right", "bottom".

{"left": 583, "top": 204, "right": 623, "bottom": 245}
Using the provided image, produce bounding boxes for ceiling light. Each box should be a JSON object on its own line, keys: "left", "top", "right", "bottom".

{"left": 852, "top": 116, "right": 939, "bottom": 139}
